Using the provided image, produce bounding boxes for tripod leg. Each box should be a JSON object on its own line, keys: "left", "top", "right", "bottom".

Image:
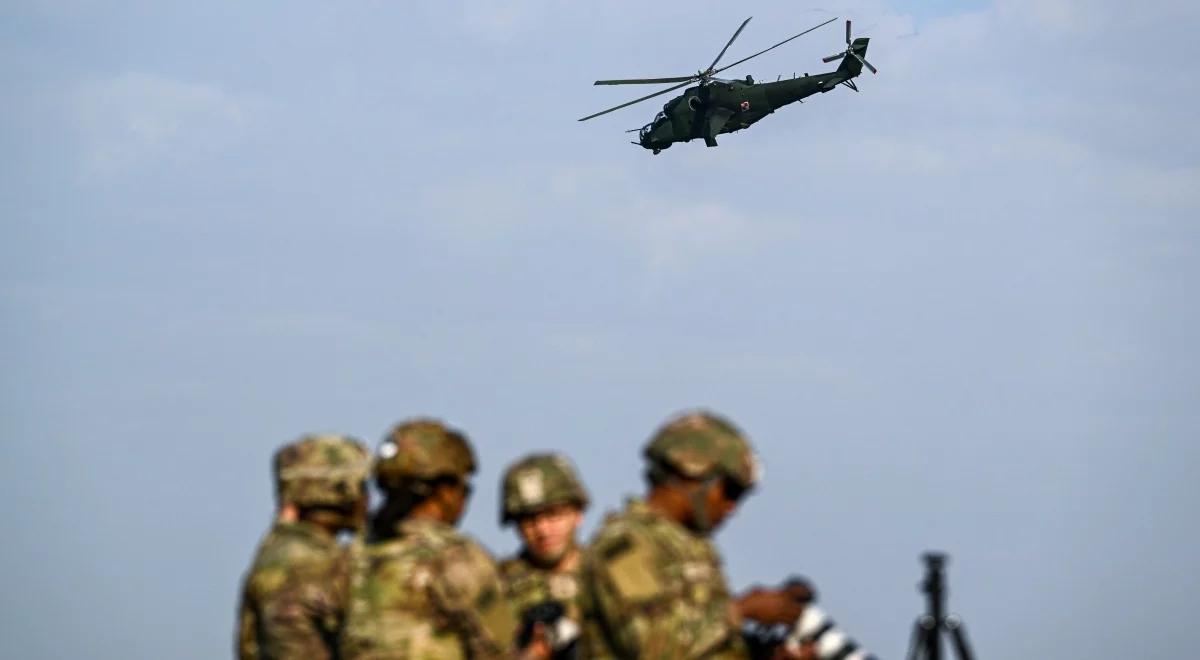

{"left": 925, "top": 615, "right": 943, "bottom": 660}
{"left": 906, "top": 617, "right": 934, "bottom": 660}
{"left": 945, "top": 616, "right": 975, "bottom": 660}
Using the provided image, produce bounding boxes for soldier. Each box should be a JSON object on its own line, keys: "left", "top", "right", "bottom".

{"left": 579, "top": 411, "right": 814, "bottom": 659}
{"left": 237, "top": 433, "right": 371, "bottom": 660}
{"left": 499, "top": 453, "right": 591, "bottom": 657}
{"left": 341, "top": 418, "right": 516, "bottom": 659}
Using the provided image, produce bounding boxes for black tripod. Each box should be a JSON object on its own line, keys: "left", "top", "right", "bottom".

{"left": 906, "top": 552, "right": 976, "bottom": 660}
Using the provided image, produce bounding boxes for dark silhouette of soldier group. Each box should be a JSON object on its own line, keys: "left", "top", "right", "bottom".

{"left": 237, "top": 411, "right": 880, "bottom": 660}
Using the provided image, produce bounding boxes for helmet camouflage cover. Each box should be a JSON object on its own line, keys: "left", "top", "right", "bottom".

{"left": 273, "top": 433, "right": 371, "bottom": 508}
{"left": 374, "top": 418, "right": 477, "bottom": 491}
{"left": 501, "top": 453, "right": 590, "bottom": 525}
{"left": 643, "top": 410, "right": 761, "bottom": 490}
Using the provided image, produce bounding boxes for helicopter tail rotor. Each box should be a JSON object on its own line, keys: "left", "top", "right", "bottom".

{"left": 822, "top": 20, "right": 877, "bottom": 75}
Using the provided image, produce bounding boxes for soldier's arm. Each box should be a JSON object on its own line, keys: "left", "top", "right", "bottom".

{"left": 236, "top": 588, "right": 261, "bottom": 660}
{"left": 430, "top": 541, "right": 518, "bottom": 659}
{"left": 587, "top": 531, "right": 735, "bottom": 659}
{"left": 303, "top": 547, "right": 352, "bottom": 651}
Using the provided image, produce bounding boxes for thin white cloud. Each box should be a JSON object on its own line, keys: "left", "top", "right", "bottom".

{"left": 997, "top": 0, "right": 1200, "bottom": 35}
{"left": 69, "top": 72, "right": 250, "bottom": 177}
{"left": 420, "top": 162, "right": 772, "bottom": 281}
{"left": 612, "top": 197, "right": 761, "bottom": 275}
{"left": 451, "top": 0, "right": 553, "bottom": 44}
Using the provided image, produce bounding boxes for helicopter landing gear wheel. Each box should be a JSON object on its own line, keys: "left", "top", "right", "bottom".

{"left": 653, "top": 148, "right": 661, "bottom": 154}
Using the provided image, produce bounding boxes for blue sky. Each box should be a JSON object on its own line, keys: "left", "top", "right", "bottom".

{"left": 2, "top": 1, "right": 1198, "bottom": 658}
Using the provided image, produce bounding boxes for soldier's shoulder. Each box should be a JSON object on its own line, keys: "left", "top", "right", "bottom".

{"left": 584, "top": 511, "right": 663, "bottom": 580}
{"left": 432, "top": 522, "right": 493, "bottom": 559}
{"left": 249, "top": 526, "right": 344, "bottom": 592}
{"left": 442, "top": 532, "right": 498, "bottom": 574}
{"left": 587, "top": 506, "right": 659, "bottom": 560}
{"left": 498, "top": 554, "right": 530, "bottom": 578}
{"left": 583, "top": 518, "right": 672, "bottom": 606}
{"left": 402, "top": 518, "right": 465, "bottom": 544}
{"left": 263, "top": 524, "right": 340, "bottom": 564}
{"left": 423, "top": 529, "right": 506, "bottom": 617}
{"left": 398, "top": 520, "right": 495, "bottom": 570}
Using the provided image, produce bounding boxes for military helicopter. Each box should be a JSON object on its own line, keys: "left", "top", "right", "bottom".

{"left": 579, "top": 17, "right": 876, "bottom": 153}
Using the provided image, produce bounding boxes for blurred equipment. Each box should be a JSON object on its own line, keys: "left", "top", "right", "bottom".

{"left": 517, "top": 601, "right": 580, "bottom": 660}
{"left": 906, "top": 552, "right": 976, "bottom": 660}
{"left": 742, "top": 577, "right": 877, "bottom": 660}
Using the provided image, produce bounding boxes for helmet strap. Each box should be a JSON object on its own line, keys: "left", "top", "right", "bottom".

{"left": 688, "top": 475, "right": 721, "bottom": 535}
{"left": 370, "top": 488, "right": 423, "bottom": 539}
{"left": 646, "top": 462, "right": 721, "bottom": 534}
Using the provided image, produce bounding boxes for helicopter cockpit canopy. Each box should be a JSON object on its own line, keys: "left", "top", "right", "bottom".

{"left": 639, "top": 110, "right": 669, "bottom": 144}
{"left": 647, "top": 110, "right": 668, "bottom": 132}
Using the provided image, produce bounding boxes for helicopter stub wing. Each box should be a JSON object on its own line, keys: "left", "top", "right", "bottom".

{"left": 706, "top": 108, "right": 734, "bottom": 142}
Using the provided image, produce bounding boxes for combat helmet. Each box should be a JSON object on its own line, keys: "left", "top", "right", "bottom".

{"left": 273, "top": 433, "right": 371, "bottom": 509}
{"left": 374, "top": 418, "right": 476, "bottom": 492}
{"left": 501, "top": 453, "right": 590, "bottom": 525}
{"left": 643, "top": 410, "right": 760, "bottom": 491}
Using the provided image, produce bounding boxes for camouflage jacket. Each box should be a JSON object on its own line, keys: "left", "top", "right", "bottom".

{"left": 579, "top": 499, "right": 747, "bottom": 660}
{"left": 340, "top": 518, "right": 516, "bottom": 659}
{"left": 236, "top": 520, "right": 349, "bottom": 660}
{"left": 500, "top": 551, "right": 585, "bottom": 625}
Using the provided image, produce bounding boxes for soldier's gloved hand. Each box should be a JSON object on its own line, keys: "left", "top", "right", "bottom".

{"left": 775, "top": 639, "right": 819, "bottom": 660}
{"left": 780, "top": 576, "right": 816, "bottom": 604}
{"left": 517, "top": 622, "right": 553, "bottom": 660}
{"left": 735, "top": 587, "right": 807, "bottom": 626}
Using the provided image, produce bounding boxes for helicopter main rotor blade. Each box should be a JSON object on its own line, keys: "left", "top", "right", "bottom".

{"left": 851, "top": 50, "right": 878, "bottom": 74}
{"left": 578, "top": 79, "right": 696, "bottom": 121}
{"left": 594, "top": 76, "right": 696, "bottom": 85}
{"left": 712, "top": 16, "right": 838, "bottom": 76}
{"left": 707, "top": 16, "right": 753, "bottom": 72}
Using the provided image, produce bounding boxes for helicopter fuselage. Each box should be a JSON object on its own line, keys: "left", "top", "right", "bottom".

{"left": 638, "top": 72, "right": 843, "bottom": 152}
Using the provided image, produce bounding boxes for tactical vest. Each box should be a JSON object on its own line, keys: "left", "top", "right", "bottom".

{"left": 341, "top": 519, "right": 513, "bottom": 659}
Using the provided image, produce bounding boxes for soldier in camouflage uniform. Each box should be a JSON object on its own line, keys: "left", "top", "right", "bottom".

{"left": 579, "top": 411, "right": 814, "bottom": 659}
{"left": 499, "top": 453, "right": 591, "bottom": 657}
{"left": 340, "top": 418, "right": 516, "bottom": 659}
{"left": 237, "top": 433, "right": 371, "bottom": 660}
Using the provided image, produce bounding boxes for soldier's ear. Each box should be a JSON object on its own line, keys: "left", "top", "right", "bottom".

{"left": 566, "top": 507, "right": 584, "bottom": 527}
